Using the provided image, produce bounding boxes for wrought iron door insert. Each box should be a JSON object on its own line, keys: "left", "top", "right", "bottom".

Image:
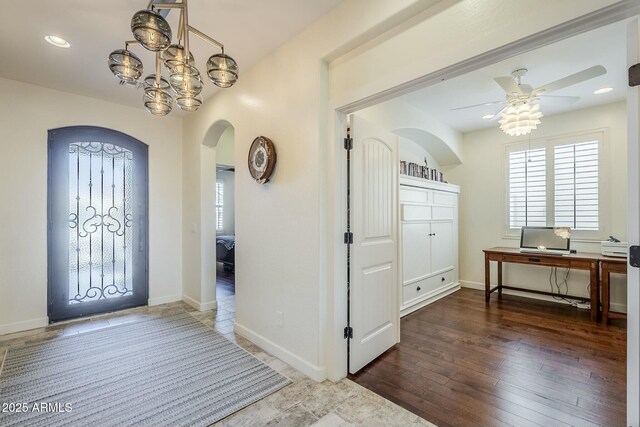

{"left": 48, "top": 126, "right": 148, "bottom": 322}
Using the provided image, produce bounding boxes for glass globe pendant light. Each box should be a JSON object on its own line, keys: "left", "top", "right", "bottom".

{"left": 131, "top": 9, "right": 172, "bottom": 51}
{"left": 108, "top": 48, "right": 143, "bottom": 84}
{"left": 163, "top": 44, "right": 195, "bottom": 71}
{"left": 206, "top": 53, "right": 238, "bottom": 88}
{"left": 142, "top": 53, "right": 173, "bottom": 116}
{"left": 169, "top": 63, "right": 203, "bottom": 96}
{"left": 110, "top": 1, "right": 240, "bottom": 116}
{"left": 176, "top": 94, "right": 203, "bottom": 112}
{"left": 144, "top": 75, "right": 173, "bottom": 115}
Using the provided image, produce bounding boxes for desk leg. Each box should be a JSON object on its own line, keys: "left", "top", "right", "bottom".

{"left": 602, "top": 269, "right": 610, "bottom": 325}
{"left": 497, "top": 261, "right": 503, "bottom": 299}
{"left": 590, "top": 262, "right": 599, "bottom": 322}
{"left": 485, "top": 254, "right": 490, "bottom": 302}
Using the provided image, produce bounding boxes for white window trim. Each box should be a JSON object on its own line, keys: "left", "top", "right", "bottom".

{"left": 502, "top": 128, "right": 610, "bottom": 242}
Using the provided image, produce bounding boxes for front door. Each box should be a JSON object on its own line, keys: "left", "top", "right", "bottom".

{"left": 48, "top": 126, "right": 148, "bottom": 322}
{"left": 349, "top": 114, "right": 399, "bottom": 373}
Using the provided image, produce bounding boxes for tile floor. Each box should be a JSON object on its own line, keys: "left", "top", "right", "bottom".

{"left": 0, "top": 297, "right": 434, "bottom": 427}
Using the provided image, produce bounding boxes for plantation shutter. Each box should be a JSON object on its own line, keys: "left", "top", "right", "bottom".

{"left": 554, "top": 141, "right": 599, "bottom": 230}
{"left": 216, "top": 181, "right": 224, "bottom": 231}
{"left": 508, "top": 147, "right": 546, "bottom": 228}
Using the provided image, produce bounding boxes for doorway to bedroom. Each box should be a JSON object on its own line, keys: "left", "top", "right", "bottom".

{"left": 214, "top": 126, "right": 236, "bottom": 306}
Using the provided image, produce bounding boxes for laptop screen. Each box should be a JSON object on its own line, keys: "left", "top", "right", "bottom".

{"left": 520, "top": 226, "right": 571, "bottom": 251}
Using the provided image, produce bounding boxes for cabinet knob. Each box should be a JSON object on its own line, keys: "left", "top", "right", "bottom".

{"left": 417, "top": 286, "right": 421, "bottom": 291}
{"left": 441, "top": 277, "right": 445, "bottom": 282}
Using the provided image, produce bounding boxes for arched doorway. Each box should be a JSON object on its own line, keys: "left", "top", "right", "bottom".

{"left": 202, "top": 120, "right": 236, "bottom": 312}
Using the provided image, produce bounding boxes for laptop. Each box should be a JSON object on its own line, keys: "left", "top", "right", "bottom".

{"left": 519, "top": 226, "right": 571, "bottom": 255}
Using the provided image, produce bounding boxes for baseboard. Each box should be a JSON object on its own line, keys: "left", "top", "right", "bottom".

{"left": 460, "top": 280, "right": 628, "bottom": 312}
{"left": 610, "top": 302, "right": 627, "bottom": 314}
{"left": 234, "top": 321, "right": 326, "bottom": 382}
{"left": 182, "top": 295, "right": 217, "bottom": 311}
{"left": 401, "top": 282, "right": 460, "bottom": 317}
{"left": 148, "top": 294, "right": 182, "bottom": 307}
{"left": 0, "top": 317, "right": 49, "bottom": 336}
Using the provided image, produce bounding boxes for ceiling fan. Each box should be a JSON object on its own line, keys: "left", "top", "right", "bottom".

{"left": 452, "top": 65, "right": 607, "bottom": 136}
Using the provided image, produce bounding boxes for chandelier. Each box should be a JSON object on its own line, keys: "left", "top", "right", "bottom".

{"left": 498, "top": 102, "right": 543, "bottom": 137}
{"left": 108, "top": 0, "right": 238, "bottom": 116}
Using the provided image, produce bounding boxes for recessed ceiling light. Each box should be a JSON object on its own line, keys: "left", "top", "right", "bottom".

{"left": 482, "top": 114, "right": 494, "bottom": 120}
{"left": 45, "top": 35, "right": 71, "bottom": 48}
{"left": 594, "top": 87, "right": 613, "bottom": 94}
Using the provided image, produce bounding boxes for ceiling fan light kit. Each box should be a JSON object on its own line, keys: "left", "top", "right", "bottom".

{"left": 498, "top": 103, "right": 543, "bottom": 136}
{"left": 108, "top": 0, "right": 239, "bottom": 115}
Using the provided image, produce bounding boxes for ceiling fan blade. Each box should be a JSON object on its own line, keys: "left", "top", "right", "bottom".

{"left": 450, "top": 100, "right": 504, "bottom": 111}
{"left": 494, "top": 76, "right": 523, "bottom": 95}
{"left": 538, "top": 95, "right": 580, "bottom": 103}
{"left": 490, "top": 106, "right": 508, "bottom": 121}
{"left": 534, "top": 65, "right": 606, "bottom": 94}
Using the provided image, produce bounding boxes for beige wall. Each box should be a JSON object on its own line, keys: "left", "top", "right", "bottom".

{"left": 0, "top": 77, "right": 183, "bottom": 334}
{"left": 445, "top": 101, "right": 627, "bottom": 308}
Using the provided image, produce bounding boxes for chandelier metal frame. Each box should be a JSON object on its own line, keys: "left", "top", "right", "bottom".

{"left": 109, "top": 0, "right": 238, "bottom": 115}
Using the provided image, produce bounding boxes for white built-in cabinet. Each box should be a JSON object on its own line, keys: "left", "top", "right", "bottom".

{"left": 399, "top": 175, "right": 460, "bottom": 317}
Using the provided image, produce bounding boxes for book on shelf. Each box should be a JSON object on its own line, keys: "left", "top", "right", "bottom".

{"left": 399, "top": 160, "right": 445, "bottom": 182}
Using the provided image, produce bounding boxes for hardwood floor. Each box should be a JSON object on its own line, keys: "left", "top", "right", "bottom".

{"left": 216, "top": 262, "right": 235, "bottom": 298}
{"left": 350, "top": 288, "right": 627, "bottom": 427}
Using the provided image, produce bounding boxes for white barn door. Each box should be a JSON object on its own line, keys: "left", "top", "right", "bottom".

{"left": 349, "top": 114, "right": 399, "bottom": 373}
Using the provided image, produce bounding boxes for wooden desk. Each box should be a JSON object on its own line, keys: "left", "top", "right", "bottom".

{"left": 483, "top": 247, "right": 601, "bottom": 322}
{"left": 600, "top": 257, "right": 627, "bottom": 324}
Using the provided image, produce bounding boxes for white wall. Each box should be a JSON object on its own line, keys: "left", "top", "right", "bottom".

{"left": 399, "top": 137, "right": 441, "bottom": 172}
{"left": 445, "top": 101, "right": 627, "bottom": 308}
{"left": 216, "top": 126, "right": 235, "bottom": 167}
{"left": 0, "top": 77, "right": 183, "bottom": 334}
{"left": 357, "top": 98, "right": 462, "bottom": 165}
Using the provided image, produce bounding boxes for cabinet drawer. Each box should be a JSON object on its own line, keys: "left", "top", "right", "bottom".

{"left": 432, "top": 206, "right": 454, "bottom": 220}
{"left": 402, "top": 204, "right": 431, "bottom": 221}
{"left": 403, "top": 270, "right": 454, "bottom": 304}
{"left": 433, "top": 192, "right": 456, "bottom": 206}
{"left": 400, "top": 187, "right": 429, "bottom": 204}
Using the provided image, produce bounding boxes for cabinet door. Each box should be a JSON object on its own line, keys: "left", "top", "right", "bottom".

{"left": 430, "top": 221, "right": 453, "bottom": 273}
{"left": 402, "top": 222, "right": 430, "bottom": 283}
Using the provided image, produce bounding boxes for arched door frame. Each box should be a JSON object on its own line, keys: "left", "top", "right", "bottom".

{"left": 198, "top": 120, "right": 234, "bottom": 311}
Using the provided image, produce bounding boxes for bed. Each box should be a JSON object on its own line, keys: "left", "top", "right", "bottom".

{"left": 216, "top": 235, "right": 235, "bottom": 272}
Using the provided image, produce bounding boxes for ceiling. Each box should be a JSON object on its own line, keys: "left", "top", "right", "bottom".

{"left": 0, "top": 0, "right": 343, "bottom": 114}
{"left": 400, "top": 19, "right": 628, "bottom": 134}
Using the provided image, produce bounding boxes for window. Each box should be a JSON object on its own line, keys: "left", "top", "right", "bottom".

{"left": 505, "top": 131, "right": 607, "bottom": 240}
{"left": 216, "top": 181, "right": 224, "bottom": 231}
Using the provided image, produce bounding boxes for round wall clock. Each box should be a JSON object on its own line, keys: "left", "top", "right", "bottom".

{"left": 247, "top": 136, "right": 277, "bottom": 184}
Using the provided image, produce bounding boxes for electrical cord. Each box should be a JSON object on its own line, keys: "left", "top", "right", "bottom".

{"left": 548, "top": 267, "right": 583, "bottom": 305}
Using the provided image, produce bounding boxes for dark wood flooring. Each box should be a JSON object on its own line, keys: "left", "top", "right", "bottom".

{"left": 216, "top": 262, "right": 235, "bottom": 298}
{"left": 350, "top": 288, "right": 627, "bottom": 427}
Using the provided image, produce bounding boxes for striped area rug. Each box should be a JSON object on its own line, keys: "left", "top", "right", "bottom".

{"left": 0, "top": 313, "right": 291, "bottom": 427}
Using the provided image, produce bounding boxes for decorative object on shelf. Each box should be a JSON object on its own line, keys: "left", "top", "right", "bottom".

{"left": 108, "top": 0, "right": 239, "bottom": 116}
{"left": 248, "top": 136, "right": 277, "bottom": 184}
{"left": 451, "top": 66, "right": 606, "bottom": 137}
